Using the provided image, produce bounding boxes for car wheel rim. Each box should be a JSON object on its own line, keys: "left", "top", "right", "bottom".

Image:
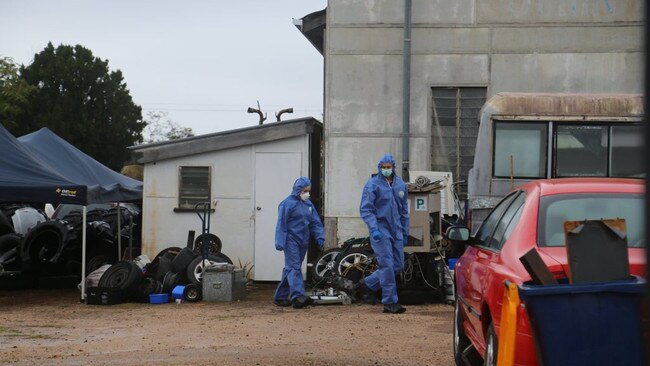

{"left": 337, "top": 253, "right": 369, "bottom": 276}
{"left": 315, "top": 251, "right": 339, "bottom": 277}
{"left": 193, "top": 259, "right": 219, "bottom": 282}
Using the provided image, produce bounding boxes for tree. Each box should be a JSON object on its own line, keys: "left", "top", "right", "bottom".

{"left": 13, "top": 43, "right": 145, "bottom": 170}
{"left": 0, "top": 57, "right": 36, "bottom": 130}
{"left": 141, "top": 111, "right": 194, "bottom": 143}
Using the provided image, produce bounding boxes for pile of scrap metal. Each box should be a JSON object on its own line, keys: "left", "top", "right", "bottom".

{"left": 84, "top": 242, "right": 234, "bottom": 304}
{"left": 308, "top": 236, "right": 456, "bottom": 305}
{"left": 0, "top": 204, "right": 141, "bottom": 279}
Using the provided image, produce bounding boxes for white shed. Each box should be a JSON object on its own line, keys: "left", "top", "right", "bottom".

{"left": 129, "top": 118, "right": 322, "bottom": 280}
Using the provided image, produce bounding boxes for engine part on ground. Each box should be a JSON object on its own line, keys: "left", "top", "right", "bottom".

{"left": 183, "top": 283, "right": 202, "bottom": 302}
{"left": 161, "top": 271, "right": 181, "bottom": 293}
{"left": 309, "top": 287, "right": 352, "bottom": 305}
{"left": 309, "top": 248, "right": 341, "bottom": 283}
{"left": 334, "top": 248, "right": 378, "bottom": 283}
{"left": 0, "top": 233, "right": 22, "bottom": 272}
{"left": 10, "top": 207, "right": 47, "bottom": 235}
{"left": 172, "top": 247, "right": 197, "bottom": 274}
{"left": 193, "top": 233, "right": 222, "bottom": 255}
{"left": 98, "top": 261, "right": 143, "bottom": 298}
{"left": 20, "top": 220, "right": 69, "bottom": 272}
{"left": 185, "top": 254, "right": 232, "bottom": 286}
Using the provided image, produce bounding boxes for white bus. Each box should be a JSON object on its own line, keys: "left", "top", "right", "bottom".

{"left": 467, "top": 93, "right": 644, "bottom": 231}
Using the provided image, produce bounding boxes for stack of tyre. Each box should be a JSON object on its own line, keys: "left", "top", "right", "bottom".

{"left": 0, "top": 204, "right": 141, "bottom": 278}
{"left": 96, "top": 234, "right": 233, "bottom": 303}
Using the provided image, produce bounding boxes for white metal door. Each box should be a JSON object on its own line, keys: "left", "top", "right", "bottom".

{"left": 254, "top": 152, "right": 302, "bottom": 280}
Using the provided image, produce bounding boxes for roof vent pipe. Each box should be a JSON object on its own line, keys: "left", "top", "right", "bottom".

{"left": 402, "top": 0, "right": 412, "bottom": 182}
{"left": 275, "top": 107, "right": 294, "bottom": 121}
{"left": 247, "top": 101, "right": 267, "bottom": 125}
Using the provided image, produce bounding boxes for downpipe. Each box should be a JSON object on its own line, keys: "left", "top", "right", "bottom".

{"left": 402, "top": 0, "right": 412, "bottom": 182}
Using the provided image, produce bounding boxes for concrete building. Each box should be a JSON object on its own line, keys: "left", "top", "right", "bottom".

{"left": 129, "top": 118, "right": 322, "bottom": 280}
{"left": 295, "top": 0, "right": 644, "bottom": 246}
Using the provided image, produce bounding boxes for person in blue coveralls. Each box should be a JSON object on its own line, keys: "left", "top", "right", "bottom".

{"left": 273, "top": 177, "right": 325, "bottom": 309}
{"left": 357, "top": 154, "right": 409, "bottom": 314}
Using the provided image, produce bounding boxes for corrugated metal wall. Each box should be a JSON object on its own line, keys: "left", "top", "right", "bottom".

{"left": 431, "top": 87, "right": 486, "bottom": 200}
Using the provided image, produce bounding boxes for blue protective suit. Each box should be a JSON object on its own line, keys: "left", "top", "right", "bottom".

{"left": 274, "top": 177, "right": 325, "bottom": 302}
{"left": 359, "top": 154, "right": 409, "bottom": 305}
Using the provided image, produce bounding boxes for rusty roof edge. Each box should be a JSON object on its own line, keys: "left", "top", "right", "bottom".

{"left": 481, "top": 92, "right": 644, "bottom": 117}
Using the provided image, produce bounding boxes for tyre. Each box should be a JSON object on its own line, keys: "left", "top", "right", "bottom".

{"left": 20, "top": 220, "right": 68, "bottom": 271}
{"left": 183, "top": 283, "right": 202, "bottom": 302}
{"left": 171, "top": 247, "right": 197, "bottom": 273}
{"left": 147, "top": 256, "right": 174, "bottom": 282}
{"left": 161, "top": 271, "right": 181, "bottom": 293}
{"left": 453, "top": 299, "right": 472, "bottom": 366}
{"left": 484, "top": 322, "right": 498, "bottom": 366}
{"left": 0, "top": 233, "right": 21, "bottom": 271}
{"left": 310, "top": 248, "right": 341, "bottom": 282}
{"left": 334, "top": 249, "right": 378, "bottom": 283}
{"left": 86, "top": 255, "right": 112, "bottom": 275}
{"left": 193, "top": 233, "right": 222, "bottom": 255}
{"left": 185, "top": 254, "right": 231, "bottom": 285}
{"left": 153, "top": 246, "right": 182, "bottom": 261}
{"left": 135, "top": 277, "right": 159, "bottom": 303}
{"left": 98, "top": 261, "right": 143, "bottom": 298}
{"left": 0, "top": 211, "right": 14, "bottom": 236}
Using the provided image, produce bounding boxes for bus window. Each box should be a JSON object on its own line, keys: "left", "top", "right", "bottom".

{"left": 554, "top": 125, "right": 607, "bottom": 177}
{"left": 493, "top": 122, "right": 547, "bottom": 178}
{"left": 610, "top": 125, "right": 644, "bottom": 177}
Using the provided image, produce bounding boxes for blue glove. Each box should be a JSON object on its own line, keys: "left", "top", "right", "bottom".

{"left": 403, "top": 234, "right": 409, "bottom": 244}
{"left": 371, "top": 229, "right": 382, "bottom": 241}
{"left": 275, "top": 243, "right": 284, "bottom": 251}
{"left": 317, "top": 238, "right": 325, "bottom": 248}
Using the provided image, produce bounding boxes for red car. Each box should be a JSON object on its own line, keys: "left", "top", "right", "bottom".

{"left": 450, "top": 178, "right": 646, "bottom": 366}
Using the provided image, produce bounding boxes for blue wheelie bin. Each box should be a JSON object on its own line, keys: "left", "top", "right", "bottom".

{"left": 518, "top": 277, "right": 646, "bottom": 366}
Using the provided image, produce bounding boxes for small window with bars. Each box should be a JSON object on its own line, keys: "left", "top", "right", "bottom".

{"left": 178, "top": 166, "right": 211, "bottom": 209}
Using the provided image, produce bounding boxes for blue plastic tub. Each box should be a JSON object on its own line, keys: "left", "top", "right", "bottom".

{"left": 149, "top": 293, "right": 169, "bottom": 304}
{"left": 447, "top": 258, "right": 458, "bottom": 270}
{"left": 518, "top": 277, "right": 645, "bottom": 366}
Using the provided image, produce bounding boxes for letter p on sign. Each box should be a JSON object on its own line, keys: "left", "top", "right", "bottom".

{"left": 415, "top": 197, "right": 427, "bottom": 211}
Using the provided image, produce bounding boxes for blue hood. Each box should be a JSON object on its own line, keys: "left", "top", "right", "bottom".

{"left": 291, "top": 177, "right": 311, "bottom": 196}
{"left": 376, "top": 153, "right": 397, "bottom": 175}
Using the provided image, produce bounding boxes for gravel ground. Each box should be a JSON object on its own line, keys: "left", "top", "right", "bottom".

{"left": 0, "top": 282, "right": 454, "bottom": 366}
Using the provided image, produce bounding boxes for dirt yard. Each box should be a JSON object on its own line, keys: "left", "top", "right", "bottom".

{"left": 0, "top": 283, "right": 454, "bottom": 366}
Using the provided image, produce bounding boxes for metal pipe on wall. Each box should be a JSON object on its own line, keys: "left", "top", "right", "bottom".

{"left": 402, "top": 0, "right": 412, "bottom": 182}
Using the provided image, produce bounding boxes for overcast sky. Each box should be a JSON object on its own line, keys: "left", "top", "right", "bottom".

{"left": 0, "top": 0, "right": 326, "bottom": 136}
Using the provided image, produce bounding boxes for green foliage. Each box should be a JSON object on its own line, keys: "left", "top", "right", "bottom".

{"left": 0, "top": 57, "right": 37, "bottom": 130}
{"left": 11, "top": 43, "right": 145, "bottom": 170}
{"left": 142, "top": 110, "right": 194, "bottom": 143}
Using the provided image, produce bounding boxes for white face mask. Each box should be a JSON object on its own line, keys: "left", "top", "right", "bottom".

{"left": 300, "top": 192, "right": 310, "bottom": 201}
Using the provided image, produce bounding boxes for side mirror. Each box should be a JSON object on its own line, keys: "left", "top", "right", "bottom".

{"left": 446, "top": 226, "right": 470, "bottom": 242}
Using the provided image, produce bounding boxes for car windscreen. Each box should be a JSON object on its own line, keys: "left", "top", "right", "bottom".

{"left": 538, "top": 193, "right": 644, "bottom": 248}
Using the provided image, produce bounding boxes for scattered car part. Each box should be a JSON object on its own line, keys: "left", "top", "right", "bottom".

{"left": 10, "top": 207, "right": 47, "bottom": 235}
{"left": 161, "top": 271, "right": 181, "bottom": 293}
{"left": 193, "top": 233, "right": 222, "bottom": 255}
{"left": 20, "top": 220, "right": 68, "bottom": 271}
{"left": 0, "top": 233, "right": 21, "bottom": 272}
{"left": 136, "top": 277, "right": 162, "bottom": 303}
{"left": 309, "top": 288, "right": 352, "bottom": 305}
{"left": 98, "top": 261, "right": 143, "bottom": 298}
{"left": 310, "top": 248, "right": 341, "bottom": 283}
{"left": 0, "top": 211, "right": 14, "bottom": 236}
{"left": 334, "top": 249, "right": 377, "bottom": 283}
{"left": 185, "top": 254, "right": 232, "bottom": 285}
{"left": 183, "top": 283, "right": 202, "bottom": 302}
{"left": 172, "top": 247, "right": 197, "bottom": 274}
